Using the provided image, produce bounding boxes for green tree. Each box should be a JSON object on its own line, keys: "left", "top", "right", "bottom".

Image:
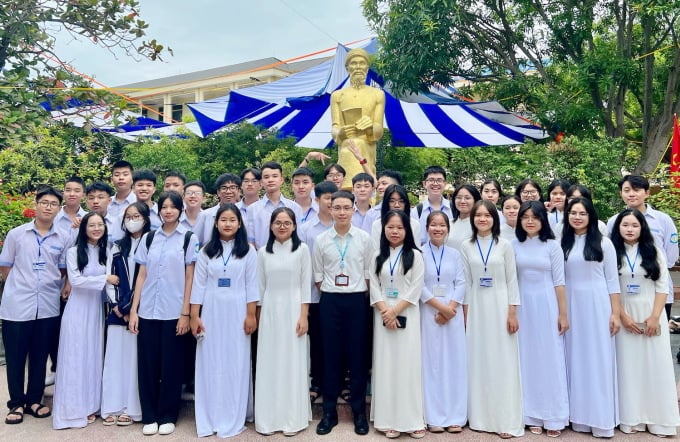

{"left": 0, "top": 0, "right": 169, "bottom": 147}
{"left": 362, "top": 0, "right": 680, "bottom": 174}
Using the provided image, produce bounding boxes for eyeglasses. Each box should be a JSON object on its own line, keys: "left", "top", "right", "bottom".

{"left": 219, "top": 185, "right": 239, "bottom": 192}
{"left": 185, "top": 190, "right": 204, "bottom": 197}
{"left": 124, "top": 214, "right": 143, "bottom": 222}
{"left": 425, "top": 178, "right": 445, "bottom": 184}
{"left": 332, "top": 205, "right": 353, "bottom": 212}
{"left": 87, "top": 223, "right": 106, "bottom": 229}
{"left": 389, "top": 199, "right": 405, "bottom": 206}
{"left": 272, "top": 221, "right": 293, "bottom": 228}
{"left": 37, "top": 200, "right": 60, "bottom": 208}
{"left": 326, "top": 173, "right": 344, "bottom": 179}
{"left": 242, "top": 179, "right": 259, "bottom": 185}
{"left": 521, "top": 190, "right": 538, "bottom": 196}
{"left": 454, "top": 196, "right": 473, "bottom": 201}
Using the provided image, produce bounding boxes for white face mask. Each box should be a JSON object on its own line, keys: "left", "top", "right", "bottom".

{"left": 124, "top": 219, "right": 145, "bottom": 233}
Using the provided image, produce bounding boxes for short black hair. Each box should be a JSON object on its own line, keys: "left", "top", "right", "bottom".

{"left": 157, "top": 190, "right": 184, "bottom": 213}
{"left": 133, "top": 169, "right": 157, "bottom": 185}
{"left": 64, "top": 176, "right": 86, "bottom": 191}
{"left": 352, "top": 172, "right": 375, "bottom": 186}
{"left": 331, "top": 190, "right": 354, "bottom": 204}
{"left": 314, "top": 181, "right": 338, "bottom": 197}
{"left": 422, "top": 165, "right": 446, "bottom": 180}
{"left": 215, "top": 173, "right": 241, "bottom": 188}
{"left": 292, "top": 167, "right": 315, "bottom": 180}
{"left": 378, "top": 169, "right": 403, "bottom": 186}
{"left": 86, "top": 181, "right": 114, "bottom": 196}
{"left": 261, "top": 161, "right": 283, "bottom": 173}
{"left": 165, "top": 170, "right": 186, "bottom": 185}
{"left": 324, "top": 163, "right": 346, "bottom": 178}
{"left": 36, "top": 186, "right": 63, "bottom": 204}
{"left": 184, "top": 180, "right": 206, "bottom": 192}
{"left": 240, "top": 167, "right": 261, "bottom": 180}
{"left": 111, "top": 160, "right": 134, "bottom": 173}
{"left": 618, "top": 175, "right": 649, "bottom": 191}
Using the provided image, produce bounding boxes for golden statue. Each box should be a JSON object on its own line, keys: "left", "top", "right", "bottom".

{"left": 331, "top": 48, "right": 385, "bottom": 190}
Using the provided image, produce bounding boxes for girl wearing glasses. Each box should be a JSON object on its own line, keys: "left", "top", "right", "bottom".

{"left": 610, "top": 209, "right": 680, "bottom": 436}
{"left": 561, "top": 197, "right": 621, "bottom": 438}
{"left": 370, "top": 184, "right": 420, "bottom": 249}
{"left": 101, "top": 202, "right": 151, "bottom": 427}
{"left": 53, "top": 212, "right": 118, "bottom": 429}
{"left": 254, "top": 207, "right": 312, "bottom": 436}
{"left": 513, "top": 201, "right": 569, "bottom": 437}
{"left": 515, "top": 179, "right": 543, "bottom": 203}
{"left": 190, "top": 204, "right": 258, "bottom": 438}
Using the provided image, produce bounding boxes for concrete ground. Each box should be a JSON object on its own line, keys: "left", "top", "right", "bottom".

{"left": 0, "top": 272, "right": 678, "bottom": 440}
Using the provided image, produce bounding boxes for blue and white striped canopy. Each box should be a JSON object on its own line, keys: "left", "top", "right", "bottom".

{"left": 187, "top": 40, "right": 547, "bottom": 148}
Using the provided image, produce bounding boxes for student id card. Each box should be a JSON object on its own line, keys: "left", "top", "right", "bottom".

{"left": 479, "top": 277, "right": 493, "bottom": 288}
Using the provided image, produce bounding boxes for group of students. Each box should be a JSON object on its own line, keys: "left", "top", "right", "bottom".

{"left": 0, "top": 154, "right": 679, "bottom": 439}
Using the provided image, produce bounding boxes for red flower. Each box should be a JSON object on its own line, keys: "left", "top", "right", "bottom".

{"left": 22, "top": 208, "right": 35, "bottom": 218}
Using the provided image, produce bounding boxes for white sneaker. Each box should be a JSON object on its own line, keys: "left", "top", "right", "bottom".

{"left": 142, "top": 422, "right": 158, "bottom": 435}
{"left": 45, "top": 371, "right": 56, "bottom": 386}
{"left": 158, "top": 423, "right": 175, "bottom": 435}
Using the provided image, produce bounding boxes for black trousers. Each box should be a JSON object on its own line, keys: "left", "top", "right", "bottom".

{"left": 308, "top": 302, "right": 323, "bottom": 389}
{"left": 48, "top": 298, "right": 67, "bottom": 372}
{"left": 3, "top": 317, "right": 59, "bottom": 409}
{"left": 137, "top": 318, "right": 184, "bottom": 425}
{"left": 319, "top": 291, "right": 369, "bottom": 416}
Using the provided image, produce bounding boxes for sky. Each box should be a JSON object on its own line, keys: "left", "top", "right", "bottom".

{"left": 52, "top": 0, "right": 373, "bottom": 87}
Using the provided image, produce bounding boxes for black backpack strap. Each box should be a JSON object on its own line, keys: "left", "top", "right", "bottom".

{"left": 416, "top": 202, "right": 424, "bottom": 218}
{"left": 183, "top": 230, "right": 193, "bottom": 256}
{"left": 145, "top": 230, "right": 156, "bottom": 250}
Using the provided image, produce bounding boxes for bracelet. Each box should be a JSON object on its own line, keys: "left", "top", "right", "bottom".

{"left": 359, "top": 158, "right": 367, "bottom": 165}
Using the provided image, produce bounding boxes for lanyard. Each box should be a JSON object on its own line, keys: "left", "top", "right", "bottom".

{"left": 221, "top": 247, "right": 233, "bottom": 272}
{"left": 333, "top": 236, "right": 351, "bottom": 270}
{"left": 301, "top": 207, "right": 313, "bottom": 223}
{"left": 428, "top": 242, "right": 444, "bottom": 282}
{"left": 389, "top": 248, "right": 403, "bottom": 284}
{"left": 34, "top": 230, "right": 49, "bottom": 258}
{"left": 476, "top": 238, "right": 493, "bottom": 273}
{"left": 624, "top": 247, "right": 640, "bottom": 278}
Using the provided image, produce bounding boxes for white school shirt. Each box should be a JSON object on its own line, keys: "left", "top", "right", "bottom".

{"left": 55, "top": 206, "right": 88, "bottom": 246}
{"left": 0, "top": 221, "right": 69, "bottom": 320}
{"left": 410, "top": 197, "right": 453, "bottom": 245}
{"left": 179, "top": 209, "right": 202, "bottom": 232}
{"left": 105, "top": 212, "right": 124, "bottom": 246}
{"left": 246, "top": 194, "right": 302, "bottom": 250}
{"left": 148, "top": 202, "right": 162, "bottom": 231}
{"left": 134, "top": 225, "right": 199, "bottom": 320}
{"left": 312, "top": 225, "right": 373, "bottom": 294}
{"left": 294, "top": 199, "right": 319, "bottom": 224}
{"left": 108, "top": 192, "right": 137, "bottom": 218}
{"left": 299, "top": 216, "right": 334, "bottom": 303}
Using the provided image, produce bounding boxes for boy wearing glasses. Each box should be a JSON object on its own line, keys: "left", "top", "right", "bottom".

{"left": 238, "top": 168, "right": 262, "bottom": 217}
{"left": 412, "top": 166, "right": 452, "bottom": 244}
{"left": 194, "top": 173, "right": 241, "bottom": 245}
{"left": 180, "top": 180, "right": 205, "bottom": 231}
{"left": 0, "top": 186, "right": 70, "bottom": 424}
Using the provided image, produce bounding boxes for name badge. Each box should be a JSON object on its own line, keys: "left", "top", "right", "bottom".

{"left": 385, "top": 287, "right": 399, "bottom": 298}
{"left": 218, "top": 278, "right": 231, "bottom": 288}
{"left": 432, "top": 283, "right": 448, "bottom": 297}
{"left": 32, "top": 261, "right": 46, "bottom": 271}
{"left": 626, "top": 284, "right": 641, "bottom": 294}
{"left": 335, "top": 274, "right": 349, "bottom": 286}
{"left": 479, "top": 277, "right": 493, "bottom": 288}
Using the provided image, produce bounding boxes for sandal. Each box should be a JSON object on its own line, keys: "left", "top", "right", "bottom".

{"left": 385, "top": 429, "right": 401, "bottom": 439}
{"left": 547, "top": 430, "right": 561, "bottom": 438}
{"left": 87, "top": 414, "right": 96, "bottom": 424}
{"left": 499, "top": 433, "right": 513, "bottom": 439}
{"left": 309, "top": 386, "right": 321, "bottom": 404}
{"left": 117, "top": 413, "right": 133, "bottom": 426}
{"left": 25, "top": 403, "right": 51, "bottom": 419}
{"left": 5, "top": 406, "right": 23, "bottom": 424}
{"left": 447, "top": 425, "right": 463, "bottom": 433}
{"left": 428, "top": 425, "right": 445, "bottom": 433}
{"left": 410, "top": 429, "right": 426, "bottom": 439}
{"left": 529, "top": 426, "right": 543, "bottom": 435}
{"left": 102, "top": 415, "right": 117, "bottom": 426}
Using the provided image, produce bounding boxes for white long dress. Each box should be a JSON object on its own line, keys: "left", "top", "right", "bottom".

{"left": 564, "top": 235, "right": 619, "bottom": 434}
{"left": 446, "top": 217, "right": 472, "bottom": 251}
{"left": 191, "top": 241, "right": 259, "bottom": 438}
{"left": 53, "top": 245, "right": 106, "bottom": 429}
{"left": 513, "top": 237, "right": 568, "bottom": 430}
{"left": 254, "top": 240, "right": 312, "bottom": 434}
{"left": 420, "top": 242, "right": 467, "bottom": 428}
{"left": 616, "top": 244, "right": 680, "bottom": 435}
{"left": 101, "top": 240, "right": 142, "bottom": 422}
{"left": 460, "top": 235, "right": 524, "bottom": 437}
{"left": 370, "top": 247, "right": 425, "bottom": 433}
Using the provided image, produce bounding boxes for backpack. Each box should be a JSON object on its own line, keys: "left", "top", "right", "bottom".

{"left": 145, "top": 229, "right": 194, "bottom": 256}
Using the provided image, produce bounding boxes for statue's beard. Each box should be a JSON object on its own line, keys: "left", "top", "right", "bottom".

{"left": 350, "top": 73, "right": 366, "bottom": 88}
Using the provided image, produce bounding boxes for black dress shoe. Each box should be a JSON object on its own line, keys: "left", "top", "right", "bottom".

{"left": 354, "top": 413, "right": 369, "bottom": 435}
{"left": 316, "top": 413, "right": 338, "bottom": 435}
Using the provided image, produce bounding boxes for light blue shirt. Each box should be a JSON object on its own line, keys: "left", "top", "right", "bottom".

{"left": 246, "top": 194, "right": 303, "bottom": 250}
{"left": 108, "top": 191, "right": 137, "bottom": 218}
{"left": 410, "top": 197, "right": 453, "bottom": 245}
{"left": 299, "top": 216, "right": 333, "bottom": 303}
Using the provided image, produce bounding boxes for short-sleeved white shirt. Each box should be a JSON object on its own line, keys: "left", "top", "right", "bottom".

{"left": 312, "top": 225, "right": 373, "bottom": 294}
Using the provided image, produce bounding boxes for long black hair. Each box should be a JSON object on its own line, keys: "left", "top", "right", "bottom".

{"left": 516, "top": 201, "right": 554, "bottom": 242}
{"left": 450, "top": 184, "right": 481, "bottom": 221}
{"left": 203, "top": 203, "right": 250, "bottom": 259}
{"left": 470, "top": 200, "right": 500, "bottom": 243}
{"left": 76, "top": 212, "right": 108, "bottom": 272}
{"left": 561, "top": 197, "right": 603, "bottom": 262}
{"left": 547, "top": 179, "right": 571, "bottom": 212}
{"left": 265, "top": 207, "right": 301, "bottom": 253}
{"left": 610, "top": 209, "right": 661, "bottom": 281}
{"left": 381, "top": 184, "right": 411, "bottom": 220}
{"left": 375, "top": 210, "right": 420, "bottom": 276}
{"left": 118, "top": 202, "right": 151, "bottom": 258}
